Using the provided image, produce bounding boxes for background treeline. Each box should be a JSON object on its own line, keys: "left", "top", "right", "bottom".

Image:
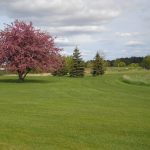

{"left": 107, "top": 57, "right": 144, "bottom": 67}
{"left": 86, "top": 56, "right": 150, "bottom": 68}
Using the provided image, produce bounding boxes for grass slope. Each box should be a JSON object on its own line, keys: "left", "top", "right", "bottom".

{"left": 122, "top": 74, "right": 150, "bottom": 86}
{"left": 0, "top": 73, "right": 150, "bottom": 150}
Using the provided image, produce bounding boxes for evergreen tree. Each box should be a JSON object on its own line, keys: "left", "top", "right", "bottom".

{"left": 92, "top": 52, "right": 105, "bottom": 76}
{"left": 65, "top": 56, "right": 73, "bottom": 75}
{"left": 70, "top": 47, "right": 84, "bottom": 77}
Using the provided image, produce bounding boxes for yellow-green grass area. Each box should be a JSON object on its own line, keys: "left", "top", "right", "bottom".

{"left": 122, "top": 72, "right": 150, "bottom": 86}
{"left": 0, "top": 72, "right": 150, "bottom": 150}
{"left": 106, "top": 67, "right": 145, "bottom": 74}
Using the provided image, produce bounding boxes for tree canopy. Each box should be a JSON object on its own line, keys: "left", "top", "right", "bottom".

{"left": 0, "top": 20, "right": 61, "bottom": 81}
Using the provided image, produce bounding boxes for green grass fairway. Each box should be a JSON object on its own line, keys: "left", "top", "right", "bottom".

{"left": 0, "top": 73, "right": 150, "bottom": 150}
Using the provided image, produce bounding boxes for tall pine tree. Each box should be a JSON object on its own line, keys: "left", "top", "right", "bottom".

{"left": 70, "top": 47, "right": 84, "bottom": 77}
{"left": 92, "top": 52, "right": 105, "bottom": 76}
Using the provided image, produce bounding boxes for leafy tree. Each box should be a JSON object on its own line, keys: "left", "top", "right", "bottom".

{"left": 70, "top": 47, "right": 84, "bottom": 77}
{"left": 142, "top": 55, "right": 150, "bottom": 69}
{"left": 64, "top": 56, "right": 73, "bottom": 75}
{"left": 113, "top": 60, "right": 120, "bottom": 67}
{"left": 92, "top": 52, "right": 105, "bottom": 76}
{"left": 104, "top": 60, "right": 110, "bottom": 67}
{"left": 0, "top": 20, "right": 61, "bottom": 81}
{"left": 52, "top": 55, "right": 74, "bottom": 76}
{"left": 118, "top": 61, "right": 126, "bottom": 67}
{"left": 52, "top": 56, "right": 68, "bottom": 76}
{"left": 114, "top": 60, "right": 126, "bottom": 67}
{"left": 129, "top": 63, "right": 139, "bottom": 68}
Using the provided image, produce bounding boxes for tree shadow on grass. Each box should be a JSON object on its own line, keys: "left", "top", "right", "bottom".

{"left": 0, "top": 78, "right": 51, "bottom": 84}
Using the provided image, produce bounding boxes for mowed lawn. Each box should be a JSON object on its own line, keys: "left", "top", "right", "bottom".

{"left": 0, "top": 72, "right": 150, "bottom": 150}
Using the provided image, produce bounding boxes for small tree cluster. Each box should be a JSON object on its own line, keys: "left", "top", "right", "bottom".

{"left": 52, "top": 56, "right": 73, "bottom": 76}
{"left": 53, "top": 50, "right": 106, "bottom": 77}
{"left": 113, "top": 60, "right": 126, "bottom": 67}
{"left": 129, "top": 63, "right": 139, "bottom": 68}
{"left": 51, "top": 56, "right": 68, "bottom": 76}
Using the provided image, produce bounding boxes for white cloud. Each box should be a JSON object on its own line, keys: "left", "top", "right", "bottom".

{"left": 55, "top": 34, "right": 98, "bottom": 47}
{"left": 69, "top": 34, "right": 97, "bottom": 45}
{"left": 45, "top": 25, "right": 107, "bottom": 36}
{"left": 0, "top": 0, "right": 150, "bottom": 60}
{"left": 55, "top": 37, "right": 75, "bottom": 47}
{"left": 115, "top": 32, "right": 140, "bottom": 37}
{"left": 126, "top": 40, "right": 144, "bottom": 47}
{"left": 0, "top": 0, "right": 120, "bottom": 26}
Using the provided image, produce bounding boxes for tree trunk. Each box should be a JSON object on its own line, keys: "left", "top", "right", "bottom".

{"left": 18, "top": 71, "right": 29, "bottom": 82}
{"left": 18, "top": 72, "right": 25, "bottom": 82}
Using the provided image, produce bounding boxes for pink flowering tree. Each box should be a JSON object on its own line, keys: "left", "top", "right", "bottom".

{"left": 0, "top": 20, "right": 62, "bottom": 81}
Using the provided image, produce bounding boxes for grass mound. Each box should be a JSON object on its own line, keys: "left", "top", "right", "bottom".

{"left": 122, "top": 74, "right": 150, "bottom": 86}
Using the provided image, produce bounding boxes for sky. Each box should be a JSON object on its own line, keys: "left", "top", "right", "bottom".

{"left": 0, "top": 0, "right": 150, "bottom": 60}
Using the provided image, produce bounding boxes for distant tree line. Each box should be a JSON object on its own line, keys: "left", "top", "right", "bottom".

{"left": 86, "top": 56, "right": 150, "bottom": 69}
{"left": 107, "top": 57, "right": 144, "bottom": 67}
{"left": 106, "top": 56, "right": 150, "bottom": 69}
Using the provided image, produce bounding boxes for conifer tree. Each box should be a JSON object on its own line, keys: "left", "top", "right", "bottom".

{"left": 70, "top": 47, "right": 84, "bottom": 77}
{"left": 92, "top": 52, "right": 105, "bottom": 76}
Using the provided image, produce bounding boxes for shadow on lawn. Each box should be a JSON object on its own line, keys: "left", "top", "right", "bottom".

{"left": 0, "top": 78, "right": 51, "bottom": 84}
